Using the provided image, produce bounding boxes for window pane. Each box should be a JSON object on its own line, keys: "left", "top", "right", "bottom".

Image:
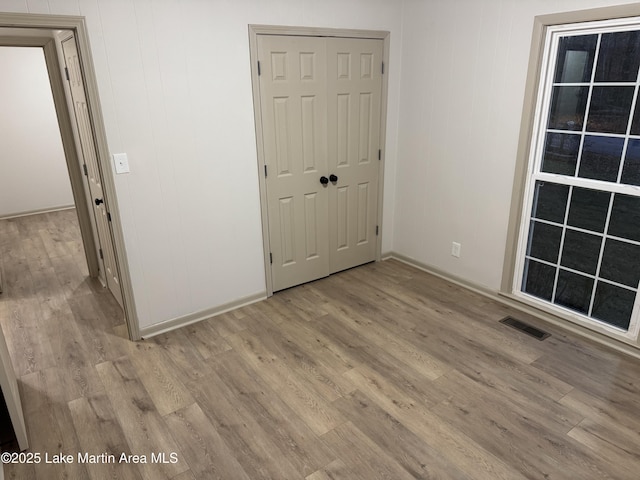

{"left": 554, "top": 34, "right": 597, "bottom": 83}
{"left": 578, "top": 135, "right": 624, "bottom": 182}
{"left": 548, "top": 86, "right": 588, "bottom": 130}
{"left": 595, "top": 31, "right": 640, "bottom": 82}
{"left": 608, "top": 194, "right": 640, "bottom": 242}
{"left": 523, "top": 259, "right": 556, "bottom": 301}
{"left": 527, "top": 221, "right": 562, "bottom": 263}
{"left": 531, "top": 181, "right": 569, "bottom": 224}
{"left": 560, "top": 229, "right": 602, "bottom": 275}
{"left": 567, "top": 187, "right": 610, "bottom": 233}
{"left": 592, "top": 282, "right": 635, "bottom": 330}
{"left": 586, "top": 86, "right": 634, "bottom": 134}
{"left": 621, "top": 138, "right": 640, "bottom": 186}
{"left": 630, "top": 98, "right": 640, "bottom": 135}
{"left": 555, "top": 269, "right": 594, "bottom": 314}
{"left": 541, "top": 132, "right": 580, "bottom": 175}
{"left": 600, "top": 239, "right": 640, "bottom": 288}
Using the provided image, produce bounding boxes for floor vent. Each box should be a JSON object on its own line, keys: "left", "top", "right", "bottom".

{"left": 499, "top": 316, "right": 550, "bottom": 341}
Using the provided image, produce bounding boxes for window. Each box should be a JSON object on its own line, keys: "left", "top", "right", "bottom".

{"left": 515, "top": 17, "right": 640, "bottom": 340}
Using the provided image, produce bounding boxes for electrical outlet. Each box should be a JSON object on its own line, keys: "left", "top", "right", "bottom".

{"left": 451, "top": 242, "right": 461, "bottom": 258}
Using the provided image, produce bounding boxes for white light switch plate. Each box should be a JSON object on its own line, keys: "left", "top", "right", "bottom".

{"left": 113, "top": 153, "right": 130, "bottom": 174}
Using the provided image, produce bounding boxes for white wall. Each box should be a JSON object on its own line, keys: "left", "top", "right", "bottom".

{"left": 394, "top": 0, "right": 640, "bottom": 291}
{"left": 0, "top": 46, "right": 73, "bottom": 218}
{"left": 0, "top": 0, "right": 403, "bottom": 330}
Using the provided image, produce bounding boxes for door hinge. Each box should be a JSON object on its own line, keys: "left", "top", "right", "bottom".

{"left": 82, "top": 164, "right": 88, "bottom": 176}
{"left": 107, "top": 212, "right": 112, "bottom": 222}
{"left": 378, "top": 149, "right": 381, "bottom": 161}
{"left": 257, "top": 61, "right": 261, "bottom": 76}
{"left": 382, "top": 62, "right": 384, "bottom": 74}
{"left": 65, "top": 66, "right": 70, "bottom": 81}
{"left": 376, "top": 225, "right": 379, "bottom": 236}
{"left": 264, "top": 164, "right": 268, "bottom": 177}
{"left": 99, "top": 248, "right": 104, "bottom": 259}
{"left": 270, "top": 252, "right": 273, "bottom": 264}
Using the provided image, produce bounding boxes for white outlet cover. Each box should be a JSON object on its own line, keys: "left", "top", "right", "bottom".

{"left": 113, "top": 153, "right": 130, "bottom": 174}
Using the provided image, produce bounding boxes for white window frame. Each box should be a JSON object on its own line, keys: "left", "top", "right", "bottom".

{"left": 513, "top": 16, "right": 640, "bottom": 342}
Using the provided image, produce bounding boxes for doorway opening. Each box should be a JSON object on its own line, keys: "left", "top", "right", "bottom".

{"left": 0, "top": 14, "right": 138, "bottom": 341}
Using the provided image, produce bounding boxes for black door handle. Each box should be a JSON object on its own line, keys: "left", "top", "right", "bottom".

{"left": 329, "top": 174, "right": 338, "bottom": 182}
{"left": 320, "top": 176, "right": 329, "bottom": 185}
{"left": 95, "top": 198, "right": 104, "bottom": 206}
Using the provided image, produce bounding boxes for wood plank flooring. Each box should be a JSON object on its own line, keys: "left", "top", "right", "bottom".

{"left": 1, "top": 210, "right": 640, "bottom": 479}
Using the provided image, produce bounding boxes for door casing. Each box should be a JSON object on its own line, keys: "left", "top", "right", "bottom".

{"left": 0, "top": 13, "right": 139, "bottom": 340}
{"left": 249, "top": 25, "right": 390, "bottom": 296}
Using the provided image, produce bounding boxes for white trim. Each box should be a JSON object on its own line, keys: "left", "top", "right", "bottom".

{"left": 534, "top": 172, "right": 640, "bottom": 195}
{"left": 547, "top": 15, "right": 640, "bottom": 36}
{"left": 0, "top": 204, "right": 75, "bottom": 220}
{"left": 513, "top": 17, "right": 640, "bottom": 340}
{"left": 139, "top": 292, "right": 266, "bottom": 339}
{"left": 388, "top": 252, "right": 640, "bottom": 359}
{"left": 249, "top": 24, "right": 389, "bottom": 39}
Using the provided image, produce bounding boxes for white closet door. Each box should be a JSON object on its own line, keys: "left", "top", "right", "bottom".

{"left": 258, "top": 35, "right": 383, "bottom": 291}
{"left": 259, "top": 35, "right": 330, "bottom": 291}
{"left": 327, "top": 37, "right": 383, "bottom": 273}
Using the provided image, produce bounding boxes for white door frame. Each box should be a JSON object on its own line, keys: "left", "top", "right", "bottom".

{"left": 249, "top": 25, "right": 390, "bottom": 296}
{"left": 0, "top": 13, "right": 140, "bottom": 341}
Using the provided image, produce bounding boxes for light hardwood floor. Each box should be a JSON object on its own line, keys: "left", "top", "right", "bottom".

{"left": 1, "top": 210, "right": 640, "bottom": 479}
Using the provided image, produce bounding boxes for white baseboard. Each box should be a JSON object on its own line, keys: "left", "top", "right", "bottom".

{"left": 138, "top": 253, "right": 640, "bottom": 359}
{"left": 0, "top": 204, "right": 75, "bottom": 220}
{"left": 386, "top": 252, "right": 640, "bottom": 360}
{"left": 139, "top": 291, "right": 267, "bottom": 338}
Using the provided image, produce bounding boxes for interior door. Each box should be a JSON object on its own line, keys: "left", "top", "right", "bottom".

{"left": 327, "top": 37, "right": 383, "bottom": 273}
{"left": 258, "top": 35, "right": 330, "bottom": 291}
{"left": 258, "top": 35, "right": 383, "bottom": 292}
{"left": 61, "top": 36, "right": 123, "bottom": 307}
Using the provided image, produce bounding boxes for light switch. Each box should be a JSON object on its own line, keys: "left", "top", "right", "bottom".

{"left": 113, "top": 153, "right": 130, "bottom": 174}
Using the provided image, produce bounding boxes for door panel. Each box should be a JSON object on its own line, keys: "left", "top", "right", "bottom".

{"left": 62, "top": 37, "right": 123, "bottom": 307}
{"left": 304, "top": 193, "right": 320, "bottom": 259}
{"left": 259, "top": 35, "right": 330, "bottom": 291}
{"left": 357, "top": 182, "right": 370, "bottom": 245}
{"left": 336, "top": 186, "right": 349, "bottom": 250}
{"left": 327, "top": 38, "right": 383, "bottom": 273}
{"left": 258, "top": 35, "right": 383, "bottom": 291}
{"left": 337, "top": 94, "right": 350, "bottom": 166}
